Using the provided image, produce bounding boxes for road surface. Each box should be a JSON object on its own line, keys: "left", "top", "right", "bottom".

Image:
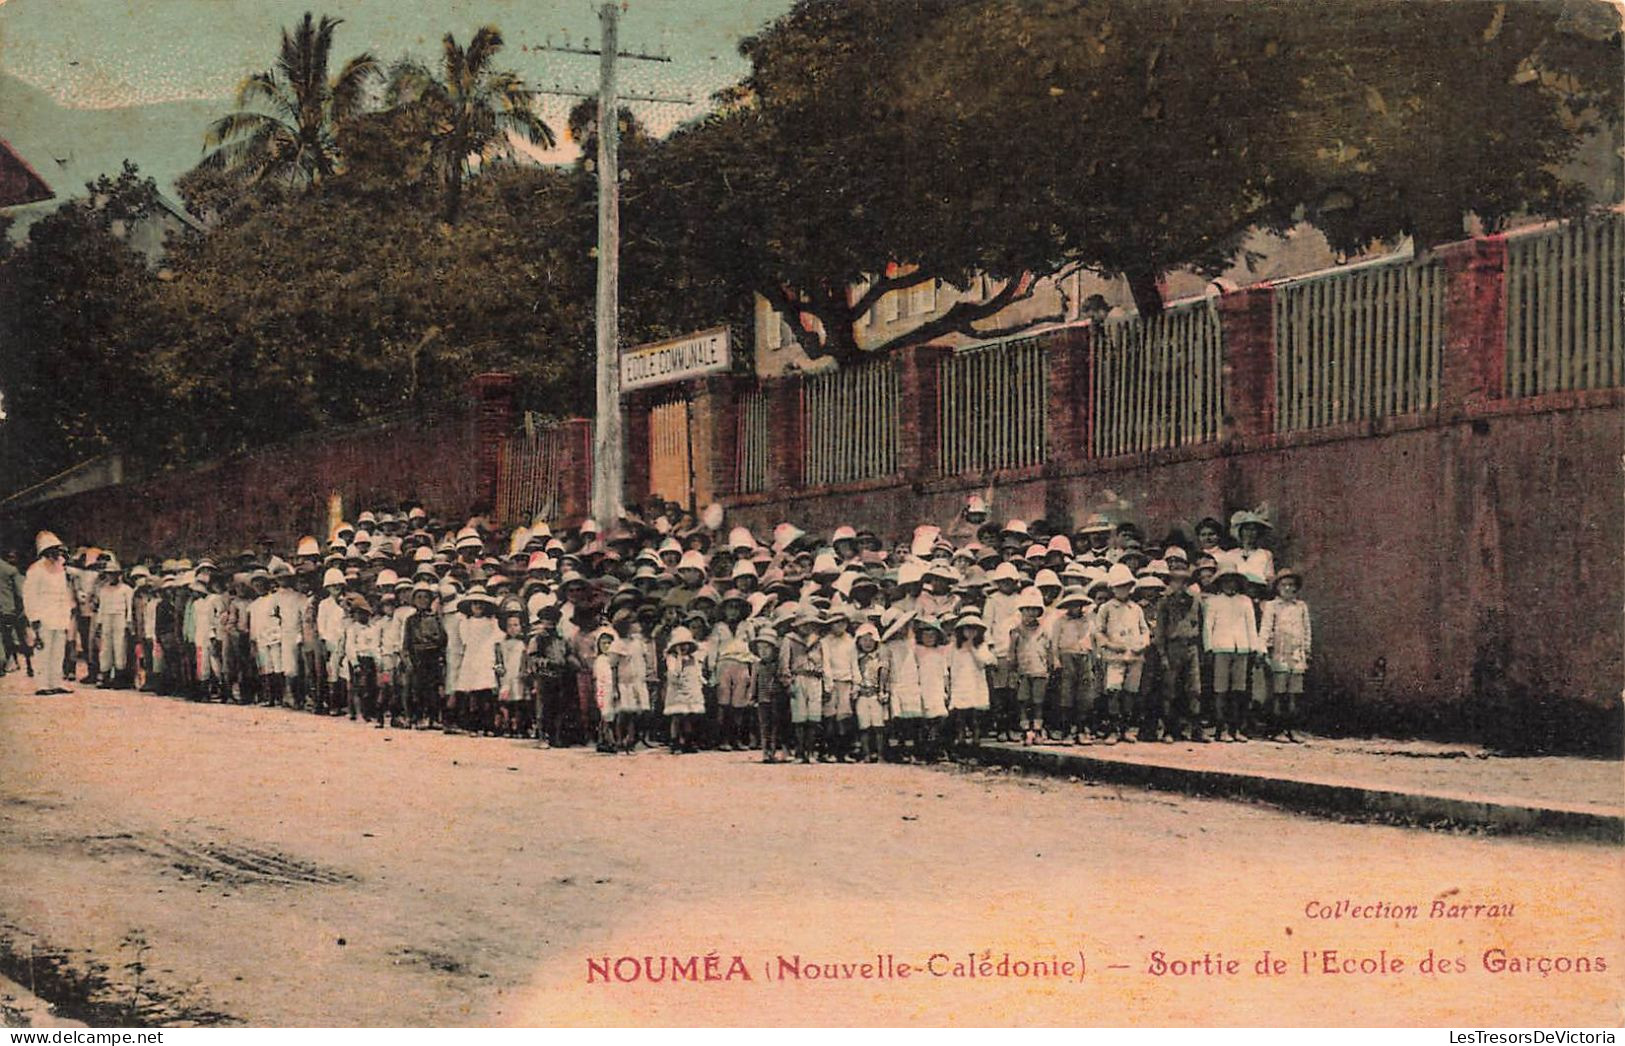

{"left": 0, "top": 682, "right": 1619, "bottom": 1026}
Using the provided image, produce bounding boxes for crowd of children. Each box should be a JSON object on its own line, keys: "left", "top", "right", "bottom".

{"left": 6, "top": 495, "right": 1313, "bottom": 761}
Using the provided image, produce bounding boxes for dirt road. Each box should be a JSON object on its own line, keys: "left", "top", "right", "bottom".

{"left": 1, "top": 683, "right": 1619, "bottom": 1026}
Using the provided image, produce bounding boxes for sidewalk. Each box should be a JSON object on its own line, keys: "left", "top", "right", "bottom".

{"left": 968, "top": 734, "right": 1624, "bottom": 841}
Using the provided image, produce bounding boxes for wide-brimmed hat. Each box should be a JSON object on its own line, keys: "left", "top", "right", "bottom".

{"left": 880, "top": 607, "right": 917, "bottom": 642}
{"left": 1053, "top": 584, "right": 1092, "bottom": 607}
{"left": 1229, "top": 510, "right": 1273, "bottom": 536}
{"left": 1105, "top": 563, "right": 1136, "bottom": 588}
{"left": 954, "top": 612, "right": 987, "bottom": 633}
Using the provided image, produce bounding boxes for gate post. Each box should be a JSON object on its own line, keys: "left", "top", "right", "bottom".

{"left": 557, "top": 417, "right": 594, "bottom": 527}
{"left": 467, "top": 372, "right": 517, "bottom": 512}
{"left": 896, "top": 343, "right": 952, "bottom": 484}
{"left": 622, "top": 390, "right": 652, "bottom": 518}
{"left": 1437, "top": 235, "right": 1508, "bottom": 415}
{"left": 690, "top": 374, "right": 741, "bottom": 506}
{"left": 762, "top": 375, "right": 804, "bottom": 492}
{"left": 1215, "top": 285, "right": 1277, "bottom": 442}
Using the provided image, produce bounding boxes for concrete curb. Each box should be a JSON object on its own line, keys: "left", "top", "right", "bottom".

{"left": 966, "top": 743, "right": 1624, "bottom": 843}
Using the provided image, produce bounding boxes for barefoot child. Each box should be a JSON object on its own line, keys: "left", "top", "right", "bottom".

{"left": 820, "top": 610, "right": 858, "bottom": 761}
{"left": 1156, "top": 558, "right": 1205, "bottom": 741}
{"left": 881, "top": 608, "right": 920, "bottom": 761}
{"left": 714, "top": 591, "right": 754, "bottom": 750}
{"left": 852, "top": 623, "right": 888, "bottom": 762}
{"left": 913, "top": 617, "right": 950, "bottom": 762}
{"left": 947, "top": 612, "right": 994, "bottom": 746}
{"left": 663, "top": 626, "right": 705, "bottom": 752}
{"left": 592, "top": 628, "right": 617, "bottom": 752}
{"left": 1201, "top": 563, "right": 1260, "bottom": 742}
{"left": 527, "top": 606, "right": 570, "bottom": 745}
{"left": 1093, "top": 564, "right": 1149, "bottom": 743}
{"left": 1051, "top": 587, "right": 1095, "bottom": 744}
{"left": 782, "top": 608, "right": 825, "bottom": 763}
{"left": 1259, "top": 567, "right": 1311, "bottom": 742}
{"left": 494, "top": 610, "right": 528, "bottom": 737}
{"left": 751, "top": 624, "right": 786, "bottom": 763}
{"left": 454, "top": 588, "right": 501, "bottom": 735}
{"left": 609, "top": 609, "right": 649, "bottom": 753}
{"left": 1008, "top": 588, "right": 1054, "bottom": 746}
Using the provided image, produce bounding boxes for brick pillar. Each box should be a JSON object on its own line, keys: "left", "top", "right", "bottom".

{"left": 623, "top": 391, "right": 652, "bottom": 515}
{"left": 466, "top": 372, "right": 516, "bottom": 513}
{"left": 1437, "top": 235, "right": 1508, "bottom": 414}
{"left": 691, "top": 374, "right": 742, "bottom": 502}
{"left": 762, "top": 375, "right": 804, "bottom": 492}
{"left": 556, "top": 417, "right": 593, "bottom": 527}
{"left": 1044, "top": 325, "right": 1093, "bottom": 465}
{"left": 1215, "top": 285, "right": 1276, "bottom": 441}
{"left": 896, "top": 343, "right": 952, "bottom": 483}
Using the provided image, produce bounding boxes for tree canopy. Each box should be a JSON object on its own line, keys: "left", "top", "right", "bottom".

{"left": 1, "top": 1, "right": 1617, "bottom": 490}
{"left": 384, "top": 26, "right": 557, "bottom": 223}
{"left": 200, "top": 12, "right": 380, "bottom": 188}
{"left": 645, "top": 0, "right": 1621, "bottom": 363}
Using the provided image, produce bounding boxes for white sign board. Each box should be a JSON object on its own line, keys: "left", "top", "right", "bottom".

{"left": 620, "top": 327, "right": 731, "bottom": 393}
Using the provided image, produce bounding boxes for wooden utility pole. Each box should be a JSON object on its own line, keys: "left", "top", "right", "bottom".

{"left": 592, "top": 1, "right": 622, "bottom": 526}
{"left": 537, "top": 5, "right": 687, "bottom": 527}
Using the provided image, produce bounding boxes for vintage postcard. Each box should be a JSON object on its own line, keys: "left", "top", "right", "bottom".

{"left": 0, "top": 0, "right": 1620, "bottom": 1031}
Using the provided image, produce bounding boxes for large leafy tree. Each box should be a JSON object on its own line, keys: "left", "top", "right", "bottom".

{"left": 200, "top": 11, "right": 380, "bottom": 188}
{"left": 649, "top": 0, "right": 1620, "bottom": 365}
{"left": 143, "top": 158, "right": 591, "bottom": 464}
{"left": 0, "top": 164, "right": 168, "bottom": 488}
{"left": 384, "top": 26, "right": 557, "bottom": 224}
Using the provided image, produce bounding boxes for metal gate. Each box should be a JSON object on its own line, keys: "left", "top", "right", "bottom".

{"left": 648, "top": 396, "right": 695, "bottom": 511}
{"left": 495, "top": 421, "right": 570, "bottom": 526}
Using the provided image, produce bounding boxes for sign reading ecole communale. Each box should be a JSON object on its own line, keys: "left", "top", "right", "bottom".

{"left": 620, "top": 327, "right": 731, "bottom": 393}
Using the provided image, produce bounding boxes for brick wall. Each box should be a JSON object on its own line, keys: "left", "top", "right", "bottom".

{"left": 621, "top": 223, "right": 1624, "bottom": 747}
{"left": 2, "top": 376, "right": 515, "bottom": 556}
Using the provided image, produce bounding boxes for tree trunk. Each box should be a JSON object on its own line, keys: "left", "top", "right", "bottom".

{"left": 1125, "top": 267, "right": 1165, "bottom": 319}
{"left": 444, "top": 164, "right": 464, "bottom": 224}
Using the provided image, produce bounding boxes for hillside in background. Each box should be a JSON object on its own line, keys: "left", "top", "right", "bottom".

{"left": 0, "top": 71, "right": 222, "bottom": 230}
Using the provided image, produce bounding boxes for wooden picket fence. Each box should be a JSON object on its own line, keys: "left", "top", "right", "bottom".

{"left": 802, "top": 360, "right": 901, "bottom": 485}
{"left": 734, "top": 386, "right": 771, "bottom": 494}
{"left": 1505, "top": 212, "right": 1625, "bottom": 398}
{"left": 1272, "top": 254, "right": 1445, "bottom": 431}
{"left": 495, "top": 419, "right": 570, "bottom": 526}
{"left": 1091, "top": 298, "right": 1225, "bottom": 456}
{"left": 938, "top": 335, "right": 1048, "bottom": 474}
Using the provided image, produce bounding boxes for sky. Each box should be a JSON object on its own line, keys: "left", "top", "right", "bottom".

{"left": 0, "top": 0, "right": 794, "bottom": 211}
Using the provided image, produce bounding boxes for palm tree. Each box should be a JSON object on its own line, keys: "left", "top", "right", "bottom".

{"left": 385, "top": 26, "right": 557, "bottom": 223}
{"left": 201, "top": 12, "right": 379, "bottom": 188}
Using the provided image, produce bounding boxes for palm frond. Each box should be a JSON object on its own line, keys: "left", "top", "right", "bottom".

{"left": 501, "top": 108, "right": 558, "bottom": 151}
{"left": 442, "top": 32, "right": 468, "bottom": 95}
{"left": 235, "top": 71, "right": 296, "bottom": 120}
{"left": 465, "top": 25, "right": 505, "bottom": 78}
{"left": 202, "top": 119, "right": 296, "bottom": 177}
{"left": 202, "top": 110, "right": 292, "bottom": 150}
{"left": 311, "top": 14, "right": 342, "bottom": 95}
{"left": 277, "top": 14, "right": 314, "bottom": 102}
{"left": 384, "top": 58, "right": 443, "bottom": 108}
{"left": 330, "top": 52, "right": 381, "bottom": 123}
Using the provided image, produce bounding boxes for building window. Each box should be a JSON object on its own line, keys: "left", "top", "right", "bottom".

{"left": 910, "top": 279, "right": 938, "bottom": 317}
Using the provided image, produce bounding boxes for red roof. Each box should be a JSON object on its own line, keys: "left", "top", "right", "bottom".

{"left": 0, "top": 138, "right": 54, "bottom": 208}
